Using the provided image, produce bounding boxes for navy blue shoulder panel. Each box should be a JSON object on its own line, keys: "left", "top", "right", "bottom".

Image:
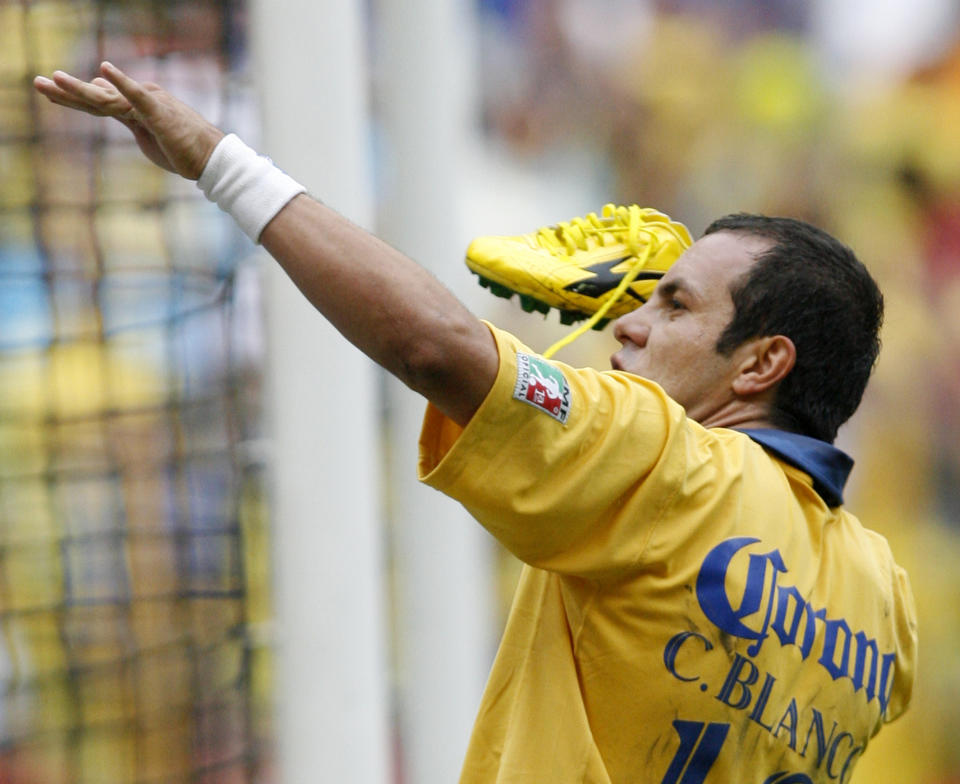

{"left": 736, "top": 428, "right": 853, "bottom": 508}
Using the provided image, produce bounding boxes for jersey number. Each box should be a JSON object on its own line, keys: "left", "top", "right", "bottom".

{"left": 661, "top": 720, "right": 730, "bottom": 784}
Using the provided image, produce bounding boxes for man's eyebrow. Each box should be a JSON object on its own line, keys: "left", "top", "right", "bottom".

{"left": 658, "top": 278, "right": 700, "bottom": 301}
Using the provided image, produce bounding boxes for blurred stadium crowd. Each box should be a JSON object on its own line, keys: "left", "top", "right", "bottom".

{"left": 0, "top": 0, "right": 959, "bottom": 782}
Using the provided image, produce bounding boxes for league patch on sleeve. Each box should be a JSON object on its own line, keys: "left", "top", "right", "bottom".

{"left": 512, "top": 352, "right": 571, "bottom": 424}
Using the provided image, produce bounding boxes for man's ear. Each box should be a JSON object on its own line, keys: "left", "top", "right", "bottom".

{"left": 731, "top": 335, "right": 796, "bottom": 396}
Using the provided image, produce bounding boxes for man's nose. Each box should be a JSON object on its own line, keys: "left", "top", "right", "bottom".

{"left": 613, "top": 307, "right": 650, "bottom": 347}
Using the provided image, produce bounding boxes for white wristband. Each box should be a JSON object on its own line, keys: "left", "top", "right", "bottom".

{"left": 197, "top": 133, "right": 306, "bottom": 243}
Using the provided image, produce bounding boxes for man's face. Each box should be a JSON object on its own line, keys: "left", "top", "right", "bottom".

{"left": 610, "top": 230, "right": 772, "bottom": 424}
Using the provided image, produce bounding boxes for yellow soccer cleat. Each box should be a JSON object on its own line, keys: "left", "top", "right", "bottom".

{"left": 466, "top": 204, "right": 693, "bottom": 330}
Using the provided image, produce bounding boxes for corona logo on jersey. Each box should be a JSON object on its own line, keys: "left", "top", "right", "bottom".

{"left": 694, "top": 537, "right": 897, "bottom": 716}
{"left": 660, "top": 537, "right": 900, "bottom": 783}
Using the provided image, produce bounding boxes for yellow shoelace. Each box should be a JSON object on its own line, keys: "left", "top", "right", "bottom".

{"left": 541, "top": 204, "right": 657, "bottom": 358}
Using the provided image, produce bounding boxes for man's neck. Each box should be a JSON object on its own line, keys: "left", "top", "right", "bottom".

{"left": 695, "top": 398, "right": 774, "bottom": 431}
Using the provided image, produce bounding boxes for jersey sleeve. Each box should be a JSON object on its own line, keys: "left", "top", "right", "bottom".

{"left": 875, "top": 537, "right": 919, "bottom": 725}
{"left": 418, "top": 324, "right": 693, "bottom": 579}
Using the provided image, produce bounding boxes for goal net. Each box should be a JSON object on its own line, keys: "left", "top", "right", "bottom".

{"left": 0, "top": 1, "right": 272, "bottom": 781}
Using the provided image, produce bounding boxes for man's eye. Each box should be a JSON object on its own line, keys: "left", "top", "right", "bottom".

{"left": 669, "top": 298, "right": 685, "bottom": 310}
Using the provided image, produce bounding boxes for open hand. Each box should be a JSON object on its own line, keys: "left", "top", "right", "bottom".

{"left": 34, "top": 61, "right": 224, "bottom": 181}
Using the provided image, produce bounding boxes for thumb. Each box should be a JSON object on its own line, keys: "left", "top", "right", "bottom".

{"left": 98, "top": 60, "right": 224, "bottom": 180}
{"left": 99, "top": 61, "right": 156, "bottom": 117}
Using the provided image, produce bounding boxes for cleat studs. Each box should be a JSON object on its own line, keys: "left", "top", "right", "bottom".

{"left": 591, "top": 318, "right": 610, "bottom": 331}
{"left": 558, "top": 309, "right": 587, "bottom": 326}
{"left": 489, "top": 282, "right": 515, "bottom": 299}
{"left": 519, "top": 295, "right": 550, "bottom": 314}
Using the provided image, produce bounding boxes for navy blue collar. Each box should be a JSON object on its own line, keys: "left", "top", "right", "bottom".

{"left": 736, "top": 429, "right": 853, "bottom": 507}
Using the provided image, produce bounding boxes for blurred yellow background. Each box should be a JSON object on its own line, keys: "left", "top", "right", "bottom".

{"left": 2, "top": 0, "right": 959, "bottom": 782}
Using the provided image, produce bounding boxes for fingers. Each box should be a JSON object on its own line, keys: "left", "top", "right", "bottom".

{"left": 33, "top": 70, "right": 132, "bottom": 118}
{"left": 34, "top": 80, "right": 107, "bottom": 116}
{"left": 53, "top": 69, "right": 120, "bottom": 108}
{"left": 33, "top": 63, "right": 153, "bottom": 122}
{"left": 33, "top": 76, "right": 85, "bottom": 111}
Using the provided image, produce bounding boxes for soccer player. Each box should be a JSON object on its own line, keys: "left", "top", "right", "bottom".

{"left": 35, "top": 63, "right": 916, "bottom": 783}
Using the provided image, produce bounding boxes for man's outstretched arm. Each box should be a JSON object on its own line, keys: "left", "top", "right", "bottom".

{"left": 258, "top": 195, "right": 499, "bottom": 426}
{"left": 34, "top": 62, "right": 498, "bottom": 426}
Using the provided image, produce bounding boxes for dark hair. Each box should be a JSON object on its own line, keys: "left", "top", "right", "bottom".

{"left": 704, "top": 214, "right": 883, "bottom": 443}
